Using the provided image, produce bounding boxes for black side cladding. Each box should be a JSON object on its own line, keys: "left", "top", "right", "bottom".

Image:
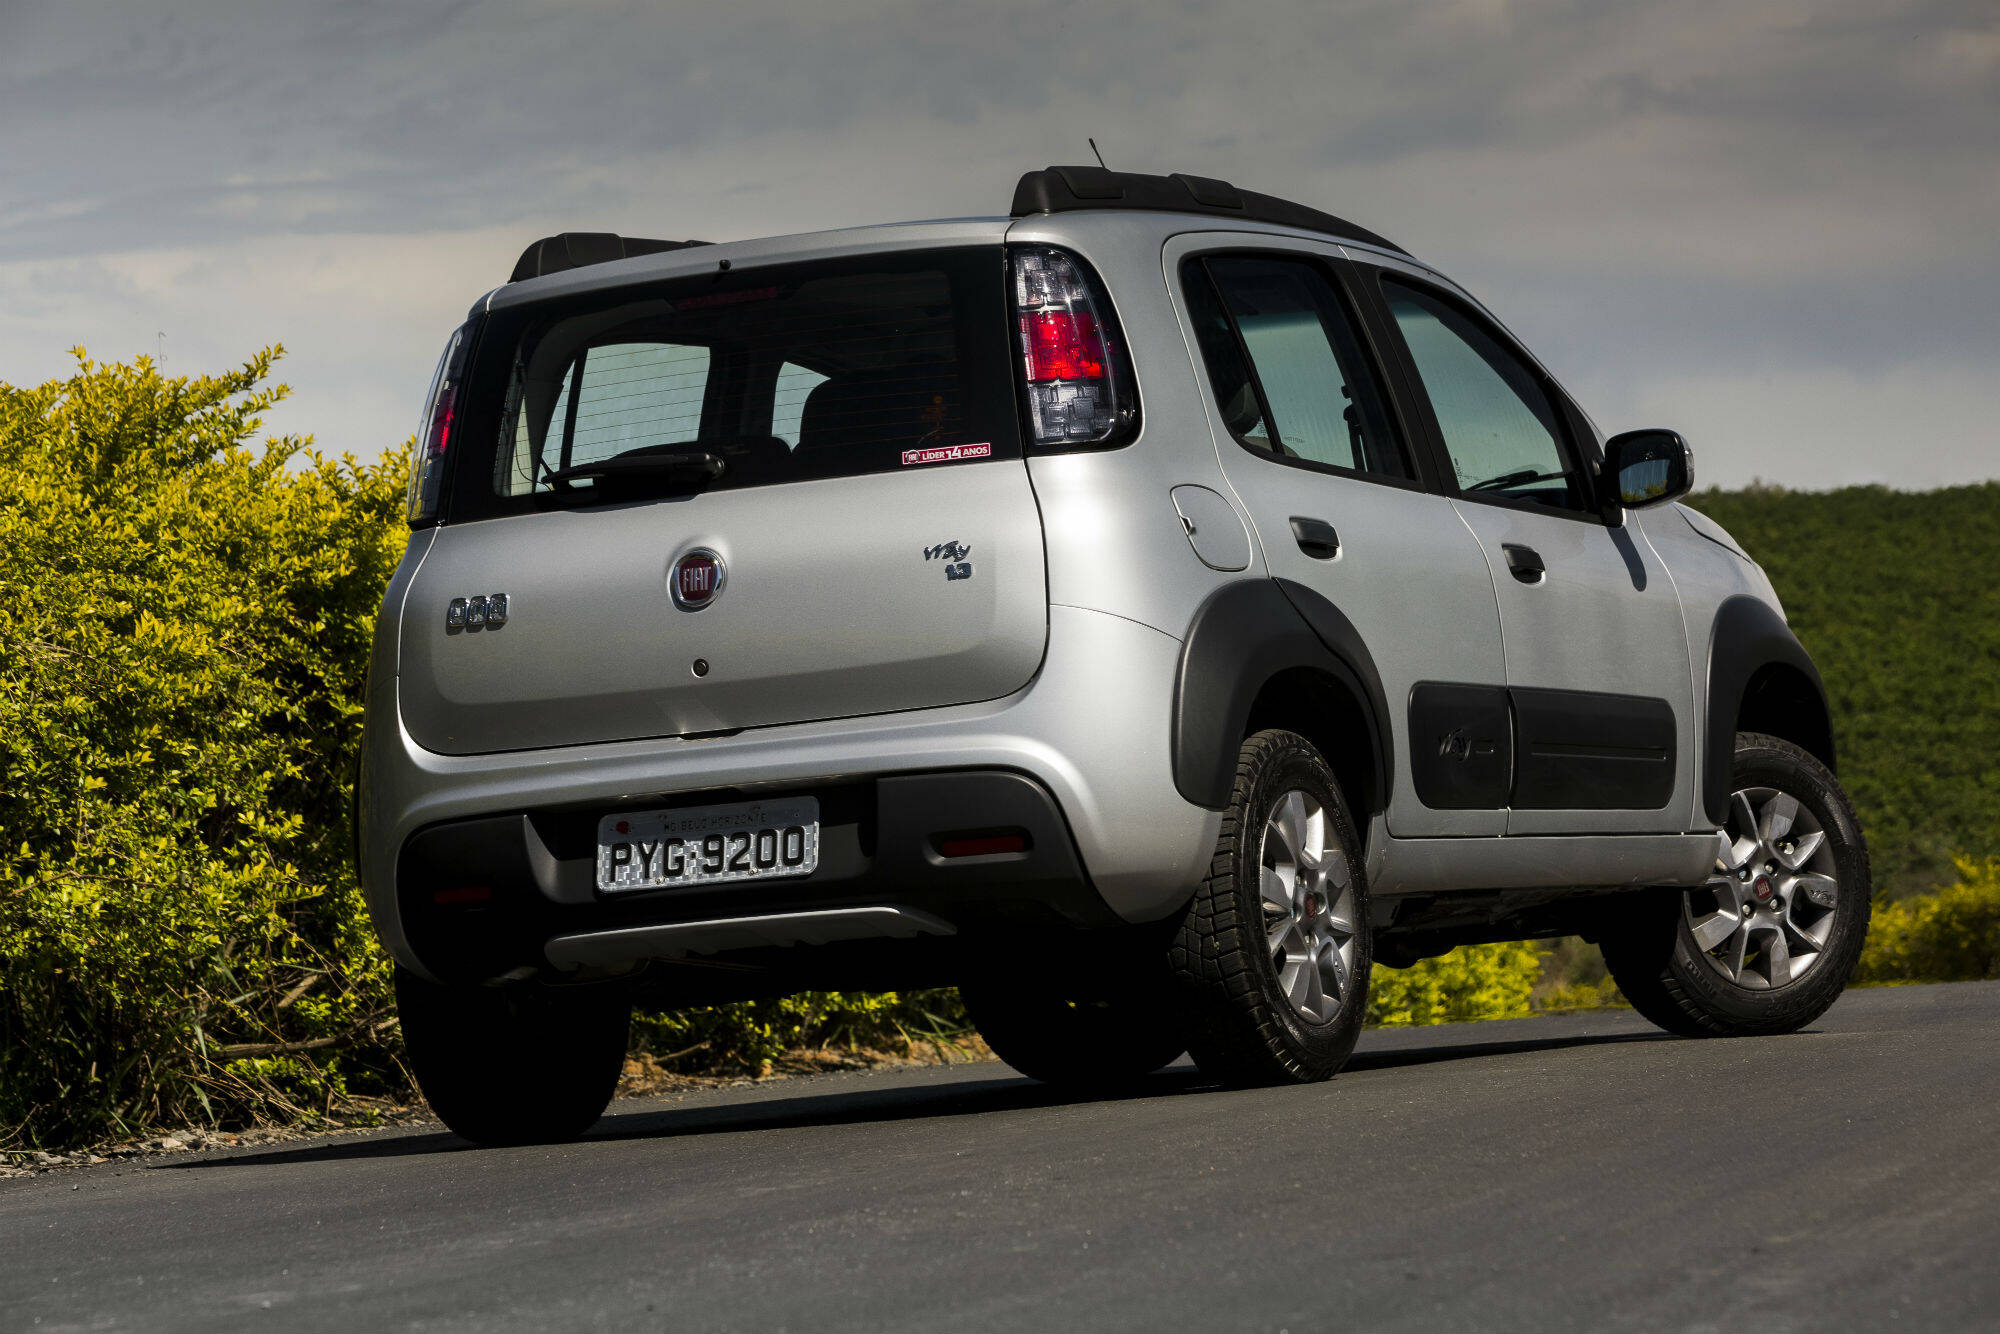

{"left": 1173, "top": 580, "right": 1391, "bottom": 812}
{"left": 1010, "top": 166, "right": 1408, "bottom": 256}
{"left": 1509, "top": 687, "right": 1677, "bottom": 810}
{"left": 1704, "top": 595, "right": 1835, "bottom": 825}
{"left": 508, "top": 233, "right": 710, "bottom": 283}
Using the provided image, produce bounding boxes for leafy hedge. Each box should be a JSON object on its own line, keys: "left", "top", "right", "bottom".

{"left": 0, "top": 350, "right": 411, "bottom": 1147}
{"left": 1854, "top": 857, "right": 2000, "bottom": 984}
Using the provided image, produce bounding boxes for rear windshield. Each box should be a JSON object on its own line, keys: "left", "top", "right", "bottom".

{"left": 445, "top": 247, "right": 1018, "bottom": 520}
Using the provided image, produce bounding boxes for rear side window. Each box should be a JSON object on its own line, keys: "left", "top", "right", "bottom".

{"left": 1182, "top": 255, "right": 1409, "bottom": 481}
{"left": 455, "top": 248, "right": 1018, "bottom": 518}
{"left": 1379, "top": 278, "right": 1586, "bottom": 511}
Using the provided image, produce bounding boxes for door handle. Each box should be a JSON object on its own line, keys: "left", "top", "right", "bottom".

{"left": 1503, "top": 543, "right": 1545, "bottom": 583}
{"left": 1290, "top": 516, "right": 1341, "bottom": 560}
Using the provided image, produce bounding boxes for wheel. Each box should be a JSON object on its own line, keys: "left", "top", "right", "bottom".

{"left": 396, "top": 966, "right": 630, "bottom": 1145}
{"left": 1602, "top": 732, "right": 1871, "bottom": 1037}
{"left": 1167, "top": 729, "right": 1372, "bottom": 1085}
{"left": 963, "top": 982, "right": 1185, "bottom": 1088}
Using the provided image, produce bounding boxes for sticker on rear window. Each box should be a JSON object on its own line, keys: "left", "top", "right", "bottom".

{"left": 902, "top": 442, "right": 992, "bottom": 467}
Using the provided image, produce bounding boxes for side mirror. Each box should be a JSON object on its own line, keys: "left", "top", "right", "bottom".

{"left": 1603, "top": 429, "right": 1694, "bottom": 511}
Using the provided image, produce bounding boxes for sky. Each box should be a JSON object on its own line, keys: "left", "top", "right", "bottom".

{"left": 2, "top": 0, "right": 1995, "bottom": 490}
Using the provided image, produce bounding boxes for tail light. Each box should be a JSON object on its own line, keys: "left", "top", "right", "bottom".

{"left": 1010, "top": 246, "right": 1136, "bottom": 448}
{"left": 405, "top": 320, "right": 476, "bottom": 527}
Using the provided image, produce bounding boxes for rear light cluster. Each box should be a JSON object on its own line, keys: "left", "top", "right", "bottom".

{"left": 405, "top": 320, "right": 476, "bottom": 527}
{"left": 1010, "top": 246, "right": 1135, "bottom": 448}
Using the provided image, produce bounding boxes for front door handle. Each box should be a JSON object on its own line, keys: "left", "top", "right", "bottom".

{"left": 1503, "top": 543, "right": 1546, "bottom": 583}
{"left": 1290, "top": 516, "right": 1341, "bottom": 560}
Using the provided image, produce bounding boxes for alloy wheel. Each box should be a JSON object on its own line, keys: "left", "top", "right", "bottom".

{"left": 1260, "top": 789, "right": 1360, "bottom": 1025}
{"left": 1687, "top": 786, "right": 1841, "bottom": 990}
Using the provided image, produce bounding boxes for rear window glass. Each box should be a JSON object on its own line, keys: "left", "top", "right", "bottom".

{"left": 452, "top": 248, "right": 1017, "bottom": 519}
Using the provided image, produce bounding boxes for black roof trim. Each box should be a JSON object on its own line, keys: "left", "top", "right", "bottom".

{"left": 508, "top": 232, "right": 711, "bottom": 283}
{"left": 1009, "top": 166, "right": 1406, "bottom": 255}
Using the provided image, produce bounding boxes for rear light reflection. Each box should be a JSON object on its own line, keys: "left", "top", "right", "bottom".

{"left": 432, "top": 885, "right": 492, "bottom": 905}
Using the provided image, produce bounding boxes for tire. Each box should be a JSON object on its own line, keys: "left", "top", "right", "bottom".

{"left": 963, "top": 983, "right": 1185, "bottom": 1088}
{"left": 1167, "top": 729, "right": 1373, "bottom": 1086}
{"left": 1602, "top": 732, "right": 1871, "bottom": 1037}
{"left": 396, "top": 966, "right": 631, "bottom": 1146}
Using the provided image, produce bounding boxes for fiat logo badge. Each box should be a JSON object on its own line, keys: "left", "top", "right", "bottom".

{"left": 670, "top": 549, "right": 725, "bottom": 611}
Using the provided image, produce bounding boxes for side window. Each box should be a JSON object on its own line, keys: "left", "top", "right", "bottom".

{"left": 1379, "top": 279, "right": 1585, "bottom": 511}
{"left": 1182, "top": 255, "right": 1410, "bottom": 480}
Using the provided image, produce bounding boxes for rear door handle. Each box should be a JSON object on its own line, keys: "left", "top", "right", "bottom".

{"left": 1503, "top": 543, "right": 1545, "bottom": 583}
{"left": 1290, "top": 516, "right": 1341, "bottom": 560}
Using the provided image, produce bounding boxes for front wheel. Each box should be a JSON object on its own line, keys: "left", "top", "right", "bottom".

{"left": 1167, "top": 729, "right": 1372, "bottom": 1085}
{"left": 1602, "top": 732, "right": 1871, "bottom": 1037}
{"left": 397, "top": 967, "right": 630, "bottom": 1145}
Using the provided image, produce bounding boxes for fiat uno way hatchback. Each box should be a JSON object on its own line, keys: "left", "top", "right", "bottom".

{"left": 361, "top": 167, "right": 1868, "bottom": 1145}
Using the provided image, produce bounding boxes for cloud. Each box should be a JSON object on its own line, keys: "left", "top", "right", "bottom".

{"left": 0, "top": 0, "right": 1993, "bottom": 486}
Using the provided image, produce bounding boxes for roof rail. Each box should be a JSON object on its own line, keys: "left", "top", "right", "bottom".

{"left": 509, "top": 232, "right": 711, "bottom": 283}
{"left": 1009, "top": 166, "right": 1405, "bottom": 255}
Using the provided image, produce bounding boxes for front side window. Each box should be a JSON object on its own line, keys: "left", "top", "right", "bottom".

{"left": 1181, "top": 255, "right": 1409, "bottom": 481}
{"left": 1380, "top": 278, "right": 1586, "bottom": 511}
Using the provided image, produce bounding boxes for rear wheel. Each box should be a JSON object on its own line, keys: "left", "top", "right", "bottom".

{"left": 963, "top": 983, "right": 1185, "bottom": 1088}
{"left": 397, "top": 967, "right": 630, "bottom": 1145}
{"left": 1168, "top": 729, "right": 1372, "bottom": 1085}
{"left": 1602, "top": 732, "right": 1870, "bottom": 1037}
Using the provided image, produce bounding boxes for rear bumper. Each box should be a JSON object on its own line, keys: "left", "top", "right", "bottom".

{"left": 359, "top": 604, "right": 1221, "bottom": 978}
{"left": 393, "top": 769, "right": 1113, "bottom": 982}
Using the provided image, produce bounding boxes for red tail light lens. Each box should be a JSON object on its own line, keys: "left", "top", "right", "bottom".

{"left": 1010, "top": 246, "right": 1135, "bottom": 448}
{"left": 1023, "top": 310, "right": 1107, "bottom": 383}
{"left": 405, "top": 321, "right": 474, "bottom": 527}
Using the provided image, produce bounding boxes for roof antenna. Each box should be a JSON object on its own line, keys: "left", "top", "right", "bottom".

{"left": 1088, "top": 137, "right": 1109, "bottom": 170}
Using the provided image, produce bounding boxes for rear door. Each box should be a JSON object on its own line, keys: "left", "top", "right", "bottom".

{"left": 1168, "top": 236, "right": 1511, "bottom": 839}
{"left": 400, "top": 247, "right": 1047, "bottom": 756}
{"left": 1355, "top": 261, "right": 1698, "bottom": 834}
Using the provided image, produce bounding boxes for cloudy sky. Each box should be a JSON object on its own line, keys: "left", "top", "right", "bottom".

{"left": 3, "top": 0, "right": 1995, "bottom": 489}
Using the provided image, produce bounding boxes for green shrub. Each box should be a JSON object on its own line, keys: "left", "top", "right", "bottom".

{"left": 1854, "top": 857, "right": 2000, "bottom": 984}
{"left": 0, "top": 349, "right": 409, "bottom": 1148}
{"left": 1367, "top": 942, "right": 1543, "bottom": 1027}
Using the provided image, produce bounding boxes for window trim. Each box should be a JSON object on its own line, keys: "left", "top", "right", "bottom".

{"left": 1357, "top": 267, "right": 1608, "bottom": 525}
{"left": 1176, "top": 249, "right": 1437, "bottom": 495}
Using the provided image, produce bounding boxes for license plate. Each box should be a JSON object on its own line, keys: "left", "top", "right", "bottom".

{"left": 596, "top": 797, "right": 820, "bottom": 892}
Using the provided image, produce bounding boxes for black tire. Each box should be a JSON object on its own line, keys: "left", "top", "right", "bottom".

{"left": 396, "top": 966, "right": 630, "bottom": 1146}
{"left": 963, "top": 983, "right": 1185, "bottom": 1088}
{"left": 1167, "top": 729, "right": 1373, "bottom": 1085}
{"left": 1602, "top": 732, "right": 1871, "bottom": 1037}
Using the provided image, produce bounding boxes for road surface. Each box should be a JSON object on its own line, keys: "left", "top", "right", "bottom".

{"left": 5, "top": 981, "right": 1996, "bottom": 1332}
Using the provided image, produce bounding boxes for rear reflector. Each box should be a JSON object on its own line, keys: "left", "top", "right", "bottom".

{"left": 937, "top": 833, "right": 1029, "bottom": 858}
{"left": 432, "top": 885, "right": 492, "bottom": 905}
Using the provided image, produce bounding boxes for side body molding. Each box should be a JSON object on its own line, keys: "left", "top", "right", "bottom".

{"left": 1704, "top": 594, "right": 1834, "bottom": 825}
{"left": 1172, "top": 578, "right": 1392, "bottom": 813}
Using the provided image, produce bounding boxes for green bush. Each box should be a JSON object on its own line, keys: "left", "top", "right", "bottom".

{"left": 1853, "top": 857, "right": 2000, "bottom": 984}
{"left": 1367, "top": 942, "right": 1543, "bottom": 1027}
{"left": 0, "top": 349, "right": 410, "bottom": 1148}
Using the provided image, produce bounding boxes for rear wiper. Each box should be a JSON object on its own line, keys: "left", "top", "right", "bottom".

{"left": 1467, "top": 468, "right": 1567, "bottom": 493}
{"left": 542, "top": 449, "right": 726, "bottom": 488}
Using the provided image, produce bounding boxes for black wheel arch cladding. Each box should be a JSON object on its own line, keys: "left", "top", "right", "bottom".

{"left": 1705, "top": 595, "right": 1835, "bottom": 825}
{"left": 1173, "top": 578, "right": 1392, "bottom": 814}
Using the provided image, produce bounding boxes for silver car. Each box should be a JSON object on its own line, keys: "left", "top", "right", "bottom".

{"left": 361, "top": 166, "right": 1869, "bottom": 1144}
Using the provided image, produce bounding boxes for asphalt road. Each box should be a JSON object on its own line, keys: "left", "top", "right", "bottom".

{"left": 5, "top": 981, "right": 1996, "bottom": 1334}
